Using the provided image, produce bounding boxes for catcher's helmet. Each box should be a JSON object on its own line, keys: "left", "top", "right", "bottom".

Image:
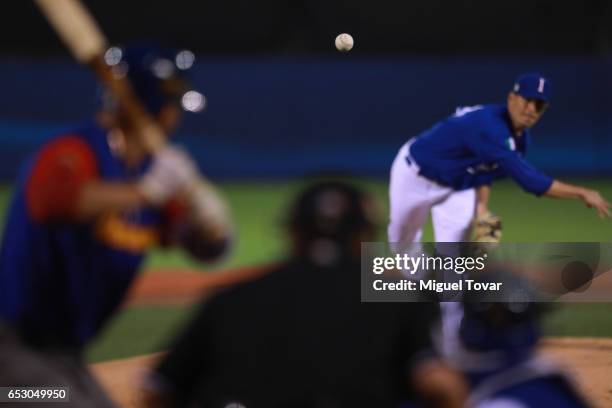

{"left": 459, "top": 271, "right": 547, "bottom": 353}
{"left": 101, "top": 43, "right": 204, "bottom": 115}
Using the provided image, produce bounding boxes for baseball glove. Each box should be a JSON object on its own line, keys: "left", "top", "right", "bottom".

{"left": 471, "top": 210, "right": 502, "bottom": 251}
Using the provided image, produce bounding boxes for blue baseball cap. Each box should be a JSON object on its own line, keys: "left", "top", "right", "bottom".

{"left": 512, "top": 73, "right": 551, "bottom": 103}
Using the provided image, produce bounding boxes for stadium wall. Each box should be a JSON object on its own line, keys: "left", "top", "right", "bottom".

{"left": 0, "top": 56, "right": 609, "bottom": 180}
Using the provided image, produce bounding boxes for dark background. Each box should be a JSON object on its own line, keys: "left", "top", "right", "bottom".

{"left": 0, "top": 1, "right": 610, "bottom": 180}
{"left": 5, "top": 0, "right": 612, "bottom": 56}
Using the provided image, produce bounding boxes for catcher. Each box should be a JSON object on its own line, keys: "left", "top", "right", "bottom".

{"left": 459, "top": 272, "right": 591, "bottom": 407}
{"left": 0, "top": 45, "right": 232, "bottom": 406}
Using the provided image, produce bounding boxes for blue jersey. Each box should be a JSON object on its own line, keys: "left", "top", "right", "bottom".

{"left": 0, "top": 121, "right": 163, "bottom": 350}
{"left": 409, "top": 104, "right": 553, "bottom": 194}
{"left": 467, "top": 357, "right": 588, "bottom": 408}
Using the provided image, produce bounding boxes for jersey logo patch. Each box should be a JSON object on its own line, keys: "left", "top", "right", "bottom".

{"left": 453, "top": 105, "right": 484, "bottom": 117}
{"left": 538, "top": 78, "right": 545, "bottom": 93}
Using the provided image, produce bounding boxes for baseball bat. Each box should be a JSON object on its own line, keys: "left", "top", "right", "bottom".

{"left": 34, "top": 0, "right": 165, "bottom": 153}
{"left": 34, "top": 0, "right": 232, "bottom": 239}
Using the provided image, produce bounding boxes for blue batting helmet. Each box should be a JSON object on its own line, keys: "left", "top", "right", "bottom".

{"left": 101, "top": 43, "right": 205, "bottom": 115}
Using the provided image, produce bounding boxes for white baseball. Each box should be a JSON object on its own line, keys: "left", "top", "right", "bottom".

{"left": 335, "top": 33, "right": 354, "bottom": 52}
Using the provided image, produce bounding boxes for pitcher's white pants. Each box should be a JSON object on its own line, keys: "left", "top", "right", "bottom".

{"left": 388, "top": 142, "right": 476, "bottom": 244}
{"left": 387, "top": 141, "right": 476, "bottom": 357}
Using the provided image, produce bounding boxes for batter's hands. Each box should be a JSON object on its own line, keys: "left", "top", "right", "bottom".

{"left": 581, "top": 189, "right": 611, "bottom": 219}
{"left": 139, "top": 145, "right": 198, "bottom": 205}
{"left": 163, "top": 179, "right": 233, "bottom": 262}
{"left": 186, "top": 178, "right": 233, "bottom": 241}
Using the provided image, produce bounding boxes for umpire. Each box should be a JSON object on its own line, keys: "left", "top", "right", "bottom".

{"left": 147, "top": 181, "right": 467, "bottom": 408}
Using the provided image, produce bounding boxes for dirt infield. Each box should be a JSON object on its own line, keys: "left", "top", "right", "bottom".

{"left": 91, "top": 269, "right": 612, "bottom": 407}
{"left": 542, "top": 337, "right": 612, "bottom": 407}
{"left": 91, "top": 354, "right": 161, "bottom": 408}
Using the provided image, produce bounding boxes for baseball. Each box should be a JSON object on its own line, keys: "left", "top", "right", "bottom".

{"left": 335, "top": 33, "right": 354, "bottom": 52}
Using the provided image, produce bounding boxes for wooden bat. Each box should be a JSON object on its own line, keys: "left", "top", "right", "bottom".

{"left": 34, "top": 0, "right": 233, "bottom": 240}
{"left": 34, "top": 0, "right": 165, "bottom": 153}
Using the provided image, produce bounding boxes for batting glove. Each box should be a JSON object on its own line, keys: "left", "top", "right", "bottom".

{"left": 138, "top": 145, "right": 199, "bottom": 206}
{"left": 185, "top": 178, "right": 233, "bottom": 241}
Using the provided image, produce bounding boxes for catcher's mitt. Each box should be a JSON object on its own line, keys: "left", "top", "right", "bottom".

{"left": 471, "top": 210, "right": 502, "bottom": 253}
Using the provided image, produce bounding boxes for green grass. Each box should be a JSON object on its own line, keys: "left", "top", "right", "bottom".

{"left": 544, "top": 303, "right": 612, "bottom": 338}
{"left": 143, "top": 178, "right": 392, "bottom": 271}
{"left": 0, "top": 186, "right": 12, "bottom": 236}
{"left": 1, "top": 178, "right": 611, "bottom": 362}
{"left": 87, "top": 306, "right": 195, "bottom": 363}
{"left": 144, "top": 181, "right": 304, "bottom": 270}
{"left": 144, "top": 177, "right": 612, "bottom": 271}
